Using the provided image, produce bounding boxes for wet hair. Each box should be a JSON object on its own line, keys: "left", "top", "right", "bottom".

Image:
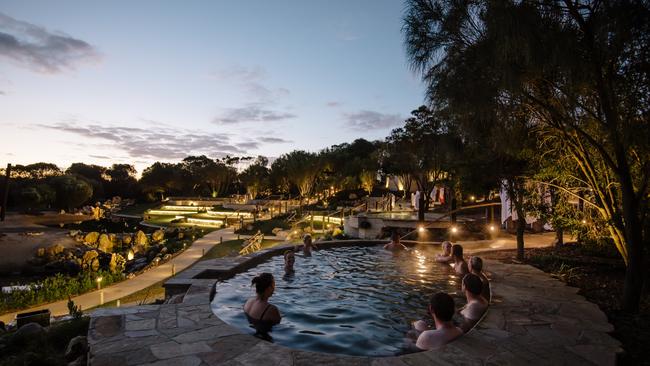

{"left": 470, "top": 256, "right": 483, "bottom": 272}
{"left": 452, "top": 244, "right": 464, "bottom": 258}
{"left": 303, "top": 234, "right": 312, "bottom": 244}
{"left": 429, "top": 292, "right": 455, "bottom": 322}
{"left": 441, "top": 241, "right": 452, "bottom": 250}
{"left": 463, "top": 273, "right": 483, "bottom": 296}
{"left": 251, "top": 272, "right": 274, "bottom": 295}
{"left": 391, "top": 231, "right": 400, "bottom": 241}
{"left": 284, "top": 250, "right": 294, "bottom": 259}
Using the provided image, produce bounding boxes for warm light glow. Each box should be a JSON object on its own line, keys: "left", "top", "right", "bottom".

{"left": 96, "top": 277, "right": 103, "bottom": 283}
{"left": 418, "top": 226, "right": 425, "bottom": 233}
{"left": 127, "top": 251, "right": 134, "bottom": 261}
{"left": 451, "top": 227, "right": 458, "bottom": 233}
{"left": 470, "top": 195, "right": 475, "bottom": 201}
{"left": 489, "top": 225, "right": 495, "bottom": 232}
{"left": 582, "top": 219, "right": 587, "bottom": 224}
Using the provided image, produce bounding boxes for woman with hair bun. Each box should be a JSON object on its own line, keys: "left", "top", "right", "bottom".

{"left": 243, "top": 272, "right": 281, "bottom": 338}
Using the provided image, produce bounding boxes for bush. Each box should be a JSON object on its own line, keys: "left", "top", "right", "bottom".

{"left": 0, "top": 317, "right": 90, "bottom": 366}
{"left": 0, "top": 271, "right": 124, "bottom": 314}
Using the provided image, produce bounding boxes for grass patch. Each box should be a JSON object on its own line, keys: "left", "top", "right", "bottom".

{"left": 93, "top": 280, "right": 166, "bottom": 309}
{"left": 201, "top": 239, "right": 284, "bottom": 260}
{"left": 117, "top": 202, "right": 161, "bottom": 216}
{"left": 235, "top": 218, "right": 290, "bottom": 235}
{"left": 0, "top": 317, "right": 90, "bottom": 366}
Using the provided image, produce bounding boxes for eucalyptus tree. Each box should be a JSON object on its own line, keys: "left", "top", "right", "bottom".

{"left": 404, "top": 0, "right": 649, "bottom": 311}
{"left": 274, "top": 151, "right": 322, "bottom": 202}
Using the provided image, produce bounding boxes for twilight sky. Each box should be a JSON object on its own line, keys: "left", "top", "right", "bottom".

{"left": 0, "top": 0, "right": 425, "bottom": 174}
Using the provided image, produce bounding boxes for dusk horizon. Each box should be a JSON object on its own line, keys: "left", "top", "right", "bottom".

{"left": 1, "top": 0, "right": 424, "bottom": 174}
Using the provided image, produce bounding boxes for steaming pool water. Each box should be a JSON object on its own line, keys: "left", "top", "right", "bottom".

{"left": 211, "top": 244, "right": 467, "bottom": 357}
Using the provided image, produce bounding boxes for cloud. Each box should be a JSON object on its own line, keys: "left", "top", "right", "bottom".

{"left": 258, "top": 136, "right": 291, "bottom": 143}
{"left": 37, "top": 119, "right": 292, "bottom": 161}
{"left": 38, "top": 122, "right": 246, "bottom": 160}
{"left": 0, "top": 12, "right": 101, "bottom": 73}
{"left": 0, "top": 90, "right": 5, "bottom": 95}
{"left": 344, "top": 110, "right": 403, "bottom": 131}
{"left": 213, "top": 103, "right": 297, "bottom": 124}
{"left": 326, "top": 101, "right": 341, "bottom": 108}
{"left": 210, "top": 65, "right": 289, "bottom": 103}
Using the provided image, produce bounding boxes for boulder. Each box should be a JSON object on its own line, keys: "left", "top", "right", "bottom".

{"left": 122, "top": 234, "right": 132, "bottom": 245}
{"left": 97, "top": 234, "right": 113, "bottom": 253}
{"left": 177, "top": 231, "right": 184, "bottom": 240}
{"left": 84, "top": 232, "right": 100, "bottom": 245}
{"left": 134, "top": 230, "right": 148, "bottom": 247}
{"left": 36, "top": 247, "right": 46, "bottom": 257}
{"left": 64, "top": 336, "right": 88, "bottom": 362}
{"left": 45, "top": 244, "right": 65, "bottom": 258}
{"left": 14, "top": 322, "right": 45, "bottom": 342}
{"left": 108, "top": 253, "right": 126, "bottom": 274}
{"left": 68, "top": 355, "right": 86, "bottom": 366}
{"left": 162, "top": 254, "right": 172, "bottom": 262}
{"left": 82, "top": 250, "right": 99, "bottom": 272}
{"left": 151, "top": 229, "right": 165, "bottom": 242}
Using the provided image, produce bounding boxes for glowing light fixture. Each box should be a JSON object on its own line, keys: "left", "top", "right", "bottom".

{"left": 489, "top": 225, "right": 495, "bottom": 232}
{"left": 127, "top": 250, "right": 134, "bottom": 261}
{"left": 418, "top": 226, "right": 425, "bottom": 233}
{"left": 581, "top": 219, "right": 587, "bottom": 224}
{"left": 451, "top": 227, "right": 458, "bottom": 233}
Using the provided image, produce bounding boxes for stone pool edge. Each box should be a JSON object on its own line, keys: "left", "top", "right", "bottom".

{"left": 88, "top": 240, "right": 623, "bottom": 366}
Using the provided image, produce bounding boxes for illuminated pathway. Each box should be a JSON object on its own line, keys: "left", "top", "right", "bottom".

{"left": 0, "top": 227, "right": 258, "bottom": 324}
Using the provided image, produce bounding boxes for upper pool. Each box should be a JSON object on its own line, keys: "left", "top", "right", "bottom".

{"left": 210, "top": 244, "right": 466, "bottom": 357}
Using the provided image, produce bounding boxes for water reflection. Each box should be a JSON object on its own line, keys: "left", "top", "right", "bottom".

{"left": 211, "top": 245, "right": 463, "bottom": 357}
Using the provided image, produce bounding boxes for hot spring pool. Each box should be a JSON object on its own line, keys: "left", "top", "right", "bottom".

{"left": 210, "top": 245, "right": 466, "bottom": 357}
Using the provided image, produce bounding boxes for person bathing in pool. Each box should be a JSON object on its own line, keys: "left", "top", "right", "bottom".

{"left": 459, "top": 273, "right": 489, "bottom": 332}
{"left": 243, "top": 273, "right": 282, "bottom": 339}
{"left": 435, "top": 241, "right": 453, "bottom": 263}
{"left": 412, "top": 292, "right": 463, "bottom": 350}
{"left": 384, "top": 231, "right": 407, "bottom": 251}
{"left": 284, "top": 250, "right": 296, "bottom": 275}
{"left": 302, "top": 234, "right": 318, "bottom": 256}
{"left": 452, "top": 244, "right": 469, "bottom": 275}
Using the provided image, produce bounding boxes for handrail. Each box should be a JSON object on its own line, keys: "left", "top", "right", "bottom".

{"left": 239, "top": 231, "right": 264, "bottom": 255}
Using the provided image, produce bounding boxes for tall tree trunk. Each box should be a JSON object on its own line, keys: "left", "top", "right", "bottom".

{"left": 555, "top": 227, "right": 564, "bottom": 248}
{"left": 620, "top": 172, "right": 644, "bottom": 313}
{"left": 515, "top": 198, "right": 526, "bottom": 261}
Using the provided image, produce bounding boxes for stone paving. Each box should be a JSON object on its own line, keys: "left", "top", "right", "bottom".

{"left": 88, "top": 241, "right": 622, "bottom": 366}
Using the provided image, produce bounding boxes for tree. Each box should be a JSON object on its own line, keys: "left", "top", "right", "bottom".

{"left": 66, "top": 163, "right": 107, "bottom": 201}
{"left": 11, "top": 163, "right": 62, "bottom": 180}
{"left": 403, "top": 0, "right": 650, "bottom": 311}
{"left": 106, "top": 164, "right": 137, "bottom": 198}
{"left": 277, "top": 151, "right": 321, "bottom": 200}
{"left": 139, "top": 162, "right": 183, "bottom": 200}
{"left": 50, "top": 175, "right": 93, "bottom": 211}
{"left": 384, "top": 106, "right": 461, "bottom": 221}
{"left": 359, "top": 170, "right": 376, "bottom": 196}
{"left": 239, "top": 157, "right": 270, "bottom": 200}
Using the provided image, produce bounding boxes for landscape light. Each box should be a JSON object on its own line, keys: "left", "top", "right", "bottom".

{"left": 451, "top": 227, "right": 458, "bottom": 233}
{"left": 418, "top": 226, "right": 425, "bottom": 233}
{"left": 489, "top": 225, "right": 495, "bottom": 232}
{"left": 582, "top": 219, "right": 587, "bottom": 224}
{"left": 127, "top": 250, "right": 134, "bottom": 261}
{"left": 96, "top": 276, "right": 103, "bottom": 290}
{"left": 470, "top": 195, "right": 475, "bottom": 201}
